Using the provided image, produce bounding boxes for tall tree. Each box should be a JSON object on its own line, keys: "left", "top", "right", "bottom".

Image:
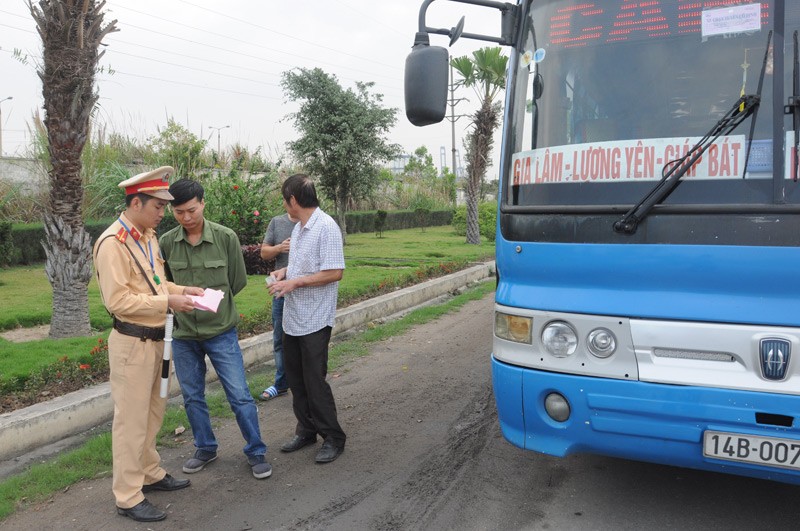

{"left": 30, "top": 0, "right": 118, "bottom": 338}
{"left": 451, "top": 47, "right": 508, "bottom": 245}
{"left": 281, "top": 68, "right": 400, "bottom": 242}
{"left": 403, "top": 146, "right": 438, "bottom": 182}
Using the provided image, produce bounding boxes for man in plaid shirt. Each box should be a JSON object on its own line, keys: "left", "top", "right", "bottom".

{"left": 267, "top": 174, "right": 347, "bottom": 464}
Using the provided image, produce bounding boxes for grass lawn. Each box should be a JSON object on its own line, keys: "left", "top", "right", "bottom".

{"left": 0, "top": 226, "right": 493, "bottom": 386}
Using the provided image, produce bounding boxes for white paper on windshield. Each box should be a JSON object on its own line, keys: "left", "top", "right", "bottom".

{"left": 702, "top": 3, "right": 761, "bottom": 38}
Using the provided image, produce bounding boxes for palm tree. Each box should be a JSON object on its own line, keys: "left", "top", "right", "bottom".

{"left": 451, "top": 47, "right": 508, "bottom": 245}
{"left": 29, "top": 1, "right": 118, "bottom": 338}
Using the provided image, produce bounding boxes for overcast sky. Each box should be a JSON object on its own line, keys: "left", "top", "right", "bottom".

{"left": 1, "top": 0, "right": 507, "bottom": 177}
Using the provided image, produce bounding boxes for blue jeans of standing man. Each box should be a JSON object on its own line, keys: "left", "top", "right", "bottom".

{"left": 272, "top": 296, "right": 288, "bottom": 392}
{"left": 172, "top": 327, "right": 266, "bottom": 458}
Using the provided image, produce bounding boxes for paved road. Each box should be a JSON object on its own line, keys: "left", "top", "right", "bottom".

{"left": 4, "top": 292, "right": 800, "bottom": 530}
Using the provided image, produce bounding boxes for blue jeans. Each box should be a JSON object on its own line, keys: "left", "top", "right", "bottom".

{"left": 172, "top": 327, "right": 266, "bottom": 458}
{"left": 272, "top": 296, "right": 288, "bottom": 392}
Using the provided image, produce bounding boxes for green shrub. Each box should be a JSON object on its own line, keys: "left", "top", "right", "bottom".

{"left": 478, "top": 201, "right": 497, "bottom": 242}
{"left": 200, "top": 171, "right": 280, "bottom": 245}
{"left": 452, "top": 206, "right": 466, "bottom": 236}
{"left": 375, "top": 210, "right": 387, "bottom": 237}
{"left": 4, "top": 209, "right": 454, "bottom": 266}
{"left": 342, "top": 209, "right": 452, "bottom": 235}
{"left": 0, "top": 221, "right": 18, "bottom": 267}
{"left": 0, "top": 177, "right": 44, "bottom": 223}
{"left": 9, "top": 218, "right": 113, "bottom": 265}
{"left": 149, "top": 119, "right": 209, "bottom": 176}
{"left": 414, "top": 207, "right": 430, "bottom": 232}
{"left": 452, "top": 201, "right": 497, "bottom": 242}
{"left": 242, "top": 244, "right": 274, "bottom": 275}
{"left": 82, "top": 161, "right": 128, "bottom": 220}
{"left": 1, "top": 338, "right": 110, "bottom": 398}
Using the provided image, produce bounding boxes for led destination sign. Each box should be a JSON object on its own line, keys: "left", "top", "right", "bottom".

{"left": 548, "top": 1, "right": 770, "bottom": 47}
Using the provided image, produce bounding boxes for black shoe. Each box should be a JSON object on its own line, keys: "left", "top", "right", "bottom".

{"left": 280, "top": 434, "right": 317, "bottom": 453}
{"left": 117, "top": 499, "right": 166, "bottom": 522}
{"left": 315, "top": 440, "right": 344, "bottom": 464}
{"left": 142, "top": 473, "right": 191, "bottom": 492}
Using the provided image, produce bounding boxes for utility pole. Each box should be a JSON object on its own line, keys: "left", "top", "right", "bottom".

{"left": 446, "top": 65, "right": 467, "bottom": 178}
{"left": 0, "top": 96, "right": 12, "bottom": 157}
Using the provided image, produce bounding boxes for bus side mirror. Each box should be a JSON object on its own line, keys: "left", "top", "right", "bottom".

{"left": 405, "top": 35, "right": 449, "bottom": 126}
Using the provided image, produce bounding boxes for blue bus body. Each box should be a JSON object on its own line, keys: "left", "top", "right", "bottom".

{"left": 493, "top": 241, "right": 800, "bottom": 485}
{"left": 489, "top": 0, "right": 800, "bottom": 484}
{"left": 405, "top": 0, "right": 800, "bottom": 484}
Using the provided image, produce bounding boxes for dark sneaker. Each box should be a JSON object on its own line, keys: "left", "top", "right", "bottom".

{"left": 248, "top": 455, "right": 273, "bottom": 479}
{"left": 182, "top": 450, "right": 218, "bottom": 474}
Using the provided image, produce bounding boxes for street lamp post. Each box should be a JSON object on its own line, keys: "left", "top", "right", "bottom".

{"left": 208, "top": 125, "right": 230, "bottom": 155}
{"left": 0, "top": 96, "right": 13, "bottom": 158}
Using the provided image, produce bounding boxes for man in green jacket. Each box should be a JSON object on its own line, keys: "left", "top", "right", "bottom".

{"left": 159, "top": 178, "right": 271, "bottom": 480}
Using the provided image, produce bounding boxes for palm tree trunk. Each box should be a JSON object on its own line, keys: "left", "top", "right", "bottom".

{"left": 464, "top": 101, "right": 499, "bottom": 245}
{"left": 30, "top": 0, "right": 118, "bottom": 339}
{"left": 43, "top": 214, "right": 93, "bottom": 338}
{"left": 465, "top": 168, "right": 481, "bottom": 245}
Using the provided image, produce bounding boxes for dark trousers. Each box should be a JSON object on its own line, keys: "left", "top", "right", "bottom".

{"left": 283, "top": 326, "right": 346, "bottom": 447}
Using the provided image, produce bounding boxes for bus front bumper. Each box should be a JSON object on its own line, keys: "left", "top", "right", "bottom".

{"left": 492, "top": 355, "right": 800, "bottom": 485}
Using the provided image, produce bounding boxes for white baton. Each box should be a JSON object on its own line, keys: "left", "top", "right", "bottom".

{"left": 159, "top": 313, "right": 174, "bottom": 398}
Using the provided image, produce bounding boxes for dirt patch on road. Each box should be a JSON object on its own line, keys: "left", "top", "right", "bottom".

{"left": 3, "top": 292, "right": 501, "bottom": 530}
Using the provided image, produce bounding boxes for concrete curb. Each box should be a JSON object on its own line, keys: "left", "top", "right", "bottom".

{"left": 0, "top": 261, "right": 495, "bottom": 463}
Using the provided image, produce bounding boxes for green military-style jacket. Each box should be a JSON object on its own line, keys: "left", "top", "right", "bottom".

{"left": 159, "top": 219, "right": 247, "bottom": 340}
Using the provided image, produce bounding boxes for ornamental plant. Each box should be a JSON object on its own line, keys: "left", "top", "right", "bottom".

{"left": 201, "top": 170, "right": 282, "bottom": 245}
{"left": 1, "top": 338, "right": 110, "bottom": 412}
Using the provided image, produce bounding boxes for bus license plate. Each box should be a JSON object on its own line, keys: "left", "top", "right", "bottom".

{"left": 703, "top": 431, "right": 800, "bottom": 471}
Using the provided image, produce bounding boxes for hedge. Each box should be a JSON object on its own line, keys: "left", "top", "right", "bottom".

{"left": 1, "top": 209, "right": 454, "bottom": 267}
{"left": 452, "top": 202, "right": 497, "bottom": 242}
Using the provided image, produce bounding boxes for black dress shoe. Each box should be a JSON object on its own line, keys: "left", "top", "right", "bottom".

{"left": 280, "top": 434, "right": 317, "bottom": 453}
{"left": 117, "top": 499, "right": 166, "bottom": 522}
{"left": 142, "top": 473, "right": 191, "bottom": 492}
{"left": 315, "top": 440, "right": 344, "bottom": 463}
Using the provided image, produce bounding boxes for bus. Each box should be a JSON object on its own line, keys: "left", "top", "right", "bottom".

{"left": 405, "top": 0, "right": 800, "bottom": 485}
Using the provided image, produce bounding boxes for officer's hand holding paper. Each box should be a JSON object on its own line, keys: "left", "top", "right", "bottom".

{"left": 188, "top": 288, "right": 225, "bottom": 313}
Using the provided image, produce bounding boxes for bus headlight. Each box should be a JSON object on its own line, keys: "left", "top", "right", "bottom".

{"left": 587, "top": 328, "right": 617, "bottom": 358}
{"left": 495, "top": 312, "right": 532, "bottom": 344}
{"left": 541, "top": 321, "right": 578, "bottom": 357}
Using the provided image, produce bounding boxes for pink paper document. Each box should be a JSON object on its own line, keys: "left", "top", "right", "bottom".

{"left": 189, "top": 289, "right": 225, "bottom": 313}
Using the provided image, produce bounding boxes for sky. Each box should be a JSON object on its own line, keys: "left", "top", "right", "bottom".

{"left": 0, "top": 0, "right": 508, "bottom": 177}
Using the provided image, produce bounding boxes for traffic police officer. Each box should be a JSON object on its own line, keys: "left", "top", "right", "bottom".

{"left": 93, "top": 166, "right": 204, "bottom": 522}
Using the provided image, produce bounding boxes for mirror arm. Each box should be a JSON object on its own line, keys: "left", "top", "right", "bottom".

{"left": 417, "top": 0, "right": 519, "bottom": 47}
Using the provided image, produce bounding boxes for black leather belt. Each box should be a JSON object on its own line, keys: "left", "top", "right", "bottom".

{"left": 113, "top": 318, "right": 165, "bottom": 342}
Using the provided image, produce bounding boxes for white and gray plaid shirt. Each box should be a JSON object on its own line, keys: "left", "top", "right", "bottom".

{"left": 283, "top": 207, "right": 345, "bottom": 336}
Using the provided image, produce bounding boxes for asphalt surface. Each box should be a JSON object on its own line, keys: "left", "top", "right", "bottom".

{"left": 3, "top": 291, "right": 800, "bottom": 530}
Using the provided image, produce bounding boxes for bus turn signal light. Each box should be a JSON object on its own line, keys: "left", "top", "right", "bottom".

{"left": 495, "top": 312, "right": 533, "bottom": 344}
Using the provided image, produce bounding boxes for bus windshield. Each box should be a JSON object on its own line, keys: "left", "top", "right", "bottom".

{"left": 506, "top": 0, "right": 800, "bottom": 208}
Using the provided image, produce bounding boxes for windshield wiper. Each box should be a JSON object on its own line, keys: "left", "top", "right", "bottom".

{"left": 614, "top": 31, "right": 772, "bottom": 235}
{"left": 786, "top": 30, "right": 800, "bottom": 182}
{"left": 613, "top": 95, "right": 759, "bottom": 234}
